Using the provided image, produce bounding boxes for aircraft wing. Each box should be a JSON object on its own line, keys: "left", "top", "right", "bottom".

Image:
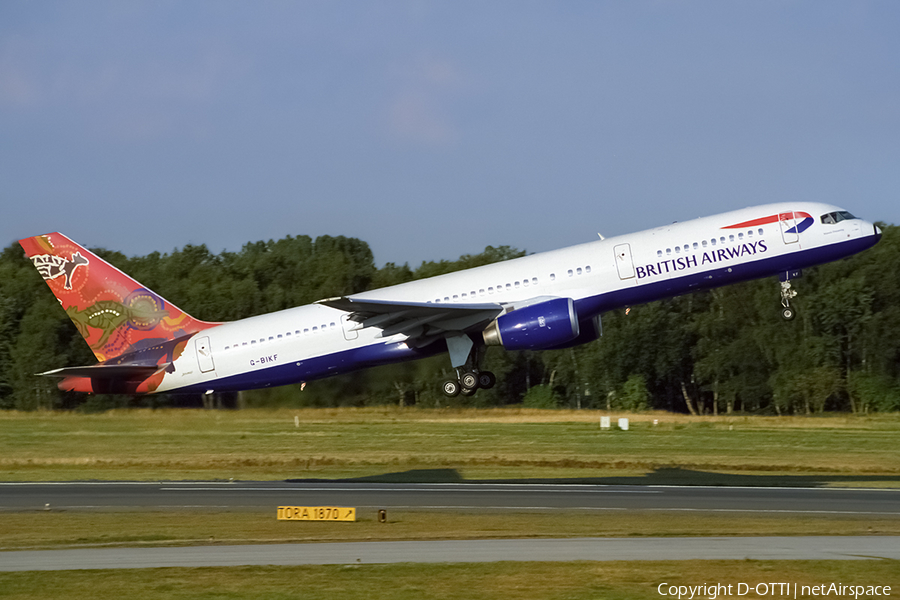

{"left": 317, "top": 296, "right": 503, "bottom": 345}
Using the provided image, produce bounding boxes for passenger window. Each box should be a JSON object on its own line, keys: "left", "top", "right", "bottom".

{"left": 506, "top": 283, "right": 511, "bottom": 289}
{"left": 720, "top": 237, "right": 726, "bottom": 244}
{"left": 471, "top": 291, "right": 476, "bottom": 297}
{"left": 550, "top": 274, "right": 556, "bottom": 281}
{"left": 738, "top": 233, "right": 743, "bottom": 240}
{"left": 657, "top": 250, "right": 663, "bottom": 258}
{"left": 666, "top": 248, "right": 672, "bottom": 256}
{"left": 514, "top": 281, "right": 520, "bottom": 288}
{"left": 224, "top": 346, "right": 230, "bottom": 351}
{"left": 304, "top": 328, "right": 309, "bottom": 334}
{"left": 479, "top": 289, "right": 485, "bottom": 295}
{"left": 523, "top": 279, "right": 529, "bottom": 287}
{"left": 243, "top": 342, "right": 248, "bottom": 346}
{"left": 675, "top": 246, "right": 681, "bottom": 254}
{"left": 758, "top": 228, "right": 764, "bottom": 235}
{"left": 277, "top": 334, "right": 282, "bottom": 339}
{"left": 702, "top": 240, "right": 708, "bottom": 248}
{"left": 269, "top": 336, "right": 274, "bottom": 341}
{"left": 728, "top": 235, "right": 734, "bottom": 242}
{"left": 251, "top": 340, "right": 256, "bottom": 345}
{"left": 461, "top": 293, "right": 467, "bottom": 298}
{"left": 567, "top": 270, "right": 573, "bottom": 277}
{"left": 576, "top": 267, "right": 582, "bottom": 275}
{"left": 711, "top": 238, "right": 716, "bottom": 246}
{"left": 693, "top": 242, "right": 698, "bottom": 250}
{"left": 747, "top": 230, "right": 753, "bottom": 237}
{"left": 488, "top": 287, "right": 494, "bottom": 294}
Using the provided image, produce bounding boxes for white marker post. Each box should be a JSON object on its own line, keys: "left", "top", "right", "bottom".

{"left": 618, "top": 418, "right": 629, "bottom": 431}
{"left": 600, "top": 416, "right": 610, "bottom": 430}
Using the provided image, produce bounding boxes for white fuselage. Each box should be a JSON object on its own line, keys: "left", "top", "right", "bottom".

{"left": 158, "top": 202, "right": 880, "bottom": 394}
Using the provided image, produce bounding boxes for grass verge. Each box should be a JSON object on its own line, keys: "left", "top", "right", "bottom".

{"left": 1, "top": 561, "right": 898, "bottom": 600}
{"left": 2, "top": 510, "right": 899, "bottom": 551}
{"left": 1, "top": 409, "right": 899, "bottom": 484}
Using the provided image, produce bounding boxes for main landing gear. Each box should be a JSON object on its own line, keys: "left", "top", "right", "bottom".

{"left": 780, "top": 271, "right": 799, "bottom": 321}
{"left": 441, "top": 369, "right": 496, "bottom": 398}
{"left": 441, "top": 335, "right": 496, "bottom": 397}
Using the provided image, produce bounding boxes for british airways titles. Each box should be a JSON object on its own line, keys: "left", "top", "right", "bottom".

{"left": 636, "top": 240, "right": 768, "bottom": 280}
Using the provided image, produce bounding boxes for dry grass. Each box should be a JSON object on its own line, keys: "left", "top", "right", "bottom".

{"left": 1, "top": 408, "right": 899, "bottom": 483}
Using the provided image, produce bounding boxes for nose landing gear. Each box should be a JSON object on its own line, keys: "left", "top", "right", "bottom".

{"left": 779, "top": 271, "right": 800, "bottom": 321}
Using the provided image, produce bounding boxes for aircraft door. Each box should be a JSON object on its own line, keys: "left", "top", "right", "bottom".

{"left": 613, "top": 243, "right": 636, "bottom": 280}
{"left": 195, "top": 336, "right": 216, "bottom": 373}
{"left": 779, "top": 212, "right": 799, "bottom": 244}
{"left": 340, "top": 314, "right": 359, "bottom": 341}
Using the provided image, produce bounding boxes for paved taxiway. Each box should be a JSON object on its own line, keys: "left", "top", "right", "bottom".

{"left": 1, "top": 481, "right": 898, "bottom": 515}
{"left": 2, "top": 536, "right": 898, "bottom": 571}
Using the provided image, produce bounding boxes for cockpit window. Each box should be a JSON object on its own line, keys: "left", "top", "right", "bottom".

{"left": 820, "top": 211, "right": 856, "bottom": 225}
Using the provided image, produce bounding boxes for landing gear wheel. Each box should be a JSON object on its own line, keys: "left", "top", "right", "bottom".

{"left": 442, "top": 379, "right": 461, "bottom": 397}
{"left": 460, "top": 371, "right": 479, "bottom": 391}
{"left": 477, "top": 371, "right": 496, "bottom": 389}
{"left": 461, "top": 387, "right": 477, "bottom": 397}
{"left": 779, "top": 279, "right": 798, "bottom": 322}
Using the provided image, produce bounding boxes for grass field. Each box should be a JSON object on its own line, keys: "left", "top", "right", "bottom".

{"left": 1, "top": 561, "right": 898, "bottom": 600}
{"left": 1, "top": 408, "right": 899, "bottom": 484}
{"left": 1, "top": 409, "right": 898, "bottom": 598}
{"left": 2, "top": 510, "right": 899, "bottom": 551}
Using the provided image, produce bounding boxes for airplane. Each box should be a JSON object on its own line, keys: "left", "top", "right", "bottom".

{"left": 20, "top": 202, "right": 881, "bottom": 398}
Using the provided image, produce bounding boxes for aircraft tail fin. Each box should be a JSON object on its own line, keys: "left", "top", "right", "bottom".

{"left": 19, "top": 232, "right": 217, "bottom": 362}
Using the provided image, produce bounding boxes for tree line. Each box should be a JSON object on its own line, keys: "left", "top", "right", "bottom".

{"left": 0, "top": 225, "right": 897, "bottom": 413}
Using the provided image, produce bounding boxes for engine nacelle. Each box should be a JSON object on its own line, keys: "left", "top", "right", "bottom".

{"left": 545, "top": 314, "right": 602, "bottom": 350}
{"left": 482, "top": 297, "right": 580, "bottom": 351}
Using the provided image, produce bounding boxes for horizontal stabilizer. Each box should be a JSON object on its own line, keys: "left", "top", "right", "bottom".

{"left": 39, "top": 364, "right": 166, "bottom": 379}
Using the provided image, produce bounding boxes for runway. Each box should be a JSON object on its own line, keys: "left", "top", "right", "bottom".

{"left": 1, "top": 481, "right": 898, "bottom": 515}
{"left": 1, "top": 536, "right": 898, "bottom": 571}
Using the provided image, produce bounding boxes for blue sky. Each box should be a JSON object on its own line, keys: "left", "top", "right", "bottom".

{"left": 2, "top": 1, "right": 898, "bottom": 266}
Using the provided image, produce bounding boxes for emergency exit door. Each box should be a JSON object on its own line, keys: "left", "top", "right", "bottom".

{"left": 195, "top": 336, "right": 215, "bottom": 373}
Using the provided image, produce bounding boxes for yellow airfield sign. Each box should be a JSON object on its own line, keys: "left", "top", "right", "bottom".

{"left": 277, "top": 506, "right": 356, "bottom": 521}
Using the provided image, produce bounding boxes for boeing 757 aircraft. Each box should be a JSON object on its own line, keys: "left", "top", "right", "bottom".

{"left": 20, "top": 203, "right": 881, "bottom": 397}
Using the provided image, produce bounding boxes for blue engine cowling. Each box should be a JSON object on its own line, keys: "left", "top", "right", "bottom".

{"left": 544, "top": 314, "right": 602, "bottom": 350}
{"left": 482, "top": 297, "right": 580, "bottom": 351}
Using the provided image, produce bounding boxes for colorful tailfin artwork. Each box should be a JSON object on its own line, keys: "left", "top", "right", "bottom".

{"left": 19, "top": 233, "right": 217, "bottom": 392}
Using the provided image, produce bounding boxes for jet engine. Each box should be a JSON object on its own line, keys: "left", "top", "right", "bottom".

{"left": 482, "top": 297, "right": 580, "bottom": 351}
